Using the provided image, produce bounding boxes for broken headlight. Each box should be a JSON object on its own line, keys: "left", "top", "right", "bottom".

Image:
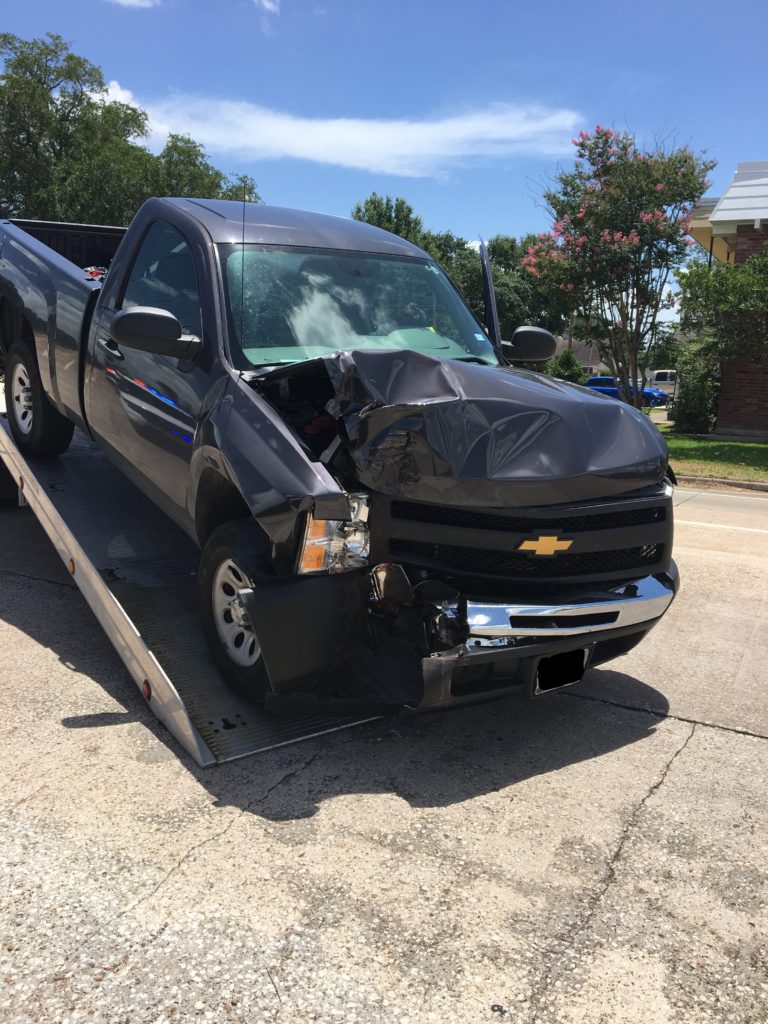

{"left": 297, "top": 494, "right": 370, "bottom": 574}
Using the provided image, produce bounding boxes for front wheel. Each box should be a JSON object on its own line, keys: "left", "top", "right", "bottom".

{"left": 198, "top": 518, "right": 270, "bottom": 701}
{"left": 4, "top": 344, "right": 74, "bottom": 458}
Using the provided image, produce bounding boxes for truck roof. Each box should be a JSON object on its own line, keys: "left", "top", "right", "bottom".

{"left": 165, "top": 198, "right": 427, "bottom": 258}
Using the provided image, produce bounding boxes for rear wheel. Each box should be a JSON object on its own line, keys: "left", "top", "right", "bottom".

{"left": 198, "top": 518, "right": 270, "bottom": 701}
{"left": 4, "top": 344, "right": 74, "bottom": 458}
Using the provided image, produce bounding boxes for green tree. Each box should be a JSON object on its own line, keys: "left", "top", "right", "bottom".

{"left": 523, "top": 126, "right": 714, "bottom": 406}
{"left": 351, "top": 193, "right": 424, "bottom": 244}
{"left": 351, "top": 194, "right": 564, "bottom": 342}
{"left": 544, "top": 348, "right": 587, "bottom": 384}
{"left": 678, "top": 249, "right": 768, "bottom": 364}
{"left": 0, "top": 33, "right": 260, "bottom": 225}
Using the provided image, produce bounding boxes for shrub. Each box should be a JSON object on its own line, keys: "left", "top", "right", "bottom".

{"left": 544, "top": 349, "right": 587, "bottom": 384}
{"left": 669, "top": 345, "right": 719, "bottom": 434}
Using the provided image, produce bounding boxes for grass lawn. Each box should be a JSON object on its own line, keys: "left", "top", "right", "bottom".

{"left": 658, "top": 424, "right": 768, "bottom": 483}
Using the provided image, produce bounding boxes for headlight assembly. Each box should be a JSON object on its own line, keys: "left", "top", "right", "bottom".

{"left": 297, "top": 493, "right": 370, "bottom": 574}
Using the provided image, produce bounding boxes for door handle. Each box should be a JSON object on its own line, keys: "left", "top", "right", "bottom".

{"left": 97, "top": 336, "right": 124, "bottom": 360}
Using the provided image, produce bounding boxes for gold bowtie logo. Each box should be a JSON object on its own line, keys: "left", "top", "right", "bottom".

{"left": 517, "top": 535, "right": 574, "bottom": 557}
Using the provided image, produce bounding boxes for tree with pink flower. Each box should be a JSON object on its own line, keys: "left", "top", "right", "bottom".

{"left": 523, "top": 127, "right": 714, "bottom": 406}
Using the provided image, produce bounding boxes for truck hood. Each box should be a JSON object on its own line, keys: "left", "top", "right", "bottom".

{"left": 268, "top": 350, "right": 669, "bottom": 507}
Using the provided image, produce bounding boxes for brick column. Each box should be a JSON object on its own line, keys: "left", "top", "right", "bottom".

{"left": 716, "top": 361, "right": 768, "bottom": 437}
{"left": 735, "top": 224, "right": 768, "bottom": 264}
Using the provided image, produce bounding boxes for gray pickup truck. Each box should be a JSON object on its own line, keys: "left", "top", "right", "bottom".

{"left": 0, "top": 198, "right": 677, "bottom": 711}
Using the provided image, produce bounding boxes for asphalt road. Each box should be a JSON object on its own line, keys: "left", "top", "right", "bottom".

{"left": 0, "top": 485, "right": 766, "bottom": 1024}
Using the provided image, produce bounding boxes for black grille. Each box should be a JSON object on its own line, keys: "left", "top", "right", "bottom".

{"left": 391, "top": 540, "right": 664, "bottom": 579}
{"left": 390, "top": 499, "right": 665, "bottom": 534}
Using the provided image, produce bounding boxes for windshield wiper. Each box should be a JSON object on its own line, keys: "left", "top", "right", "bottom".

{"left": 452, "top": 356, "right": 494, "bottom": 366}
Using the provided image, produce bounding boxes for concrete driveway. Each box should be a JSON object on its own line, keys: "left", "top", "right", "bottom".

{"left": 0, "top": 486, "right": 766, "bottom": 1023}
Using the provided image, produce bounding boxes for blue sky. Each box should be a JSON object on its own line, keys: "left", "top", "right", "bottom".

{"left": 5, "top": 0, "right": 767, "bottom": 239}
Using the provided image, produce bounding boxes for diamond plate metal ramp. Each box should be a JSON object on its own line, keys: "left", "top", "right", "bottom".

{"left": 0, "top": 419, "right": 378, "bottom": 765}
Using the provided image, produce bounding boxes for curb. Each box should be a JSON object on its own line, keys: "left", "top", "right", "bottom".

{"left": 676, "top": 474, "right": 768, "bottom": 493}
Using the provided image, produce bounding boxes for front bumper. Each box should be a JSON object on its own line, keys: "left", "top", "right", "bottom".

{"left": 411, "top": 564, "right": 679, "bottom": 711}
{"left": 250, "top": 562, "right": 678, "bottom": 715}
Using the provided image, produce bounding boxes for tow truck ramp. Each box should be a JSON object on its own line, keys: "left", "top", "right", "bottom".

{"left": 0, "top": 418, "right": 376, "bottom": 766}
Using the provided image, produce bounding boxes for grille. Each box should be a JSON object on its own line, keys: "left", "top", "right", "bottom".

{"left": 391, "top": 540, "right": 664, "bottom": 579}
{"left": 390, "top": 499, "right": 665, "bottom": 534}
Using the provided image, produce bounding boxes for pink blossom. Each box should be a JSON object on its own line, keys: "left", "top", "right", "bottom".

{"left": 640, "top": 212, "right": 653, "bottom": 223}
{"left": 655, "top": 183, "right": 664, "bottom": 192}
{"left": 578, "top": 130, "right": 589, "bottom": 141}
{"left": 686, "top": 238, "right": 696, "bottom": 245}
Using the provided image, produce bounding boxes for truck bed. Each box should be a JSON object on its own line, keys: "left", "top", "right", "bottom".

{"left": 0, "top": 417, "right": 389, "bottom": 766}
{"left": 8, "top": 219, "right": 125, "bottom": 272}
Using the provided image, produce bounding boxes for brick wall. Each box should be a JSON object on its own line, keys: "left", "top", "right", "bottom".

{"left": 735, "top": 224, "right": 768, "bottom": 264}
{"left": 713, "top": 225, "right": 768, "bottom": 436}
{"left": 716, "top": 360, "right": 768, "bottom": 436}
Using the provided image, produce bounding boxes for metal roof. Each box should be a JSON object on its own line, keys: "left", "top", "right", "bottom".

{"left": 710, "top": 162, "right": 768, "bottom": 224}
{"left": 167, "top": 198, "right": 427, "bottom": 257}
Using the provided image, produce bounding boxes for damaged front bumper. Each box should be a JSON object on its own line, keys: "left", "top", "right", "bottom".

{"left": 413, "top": 566, "right": 678, "bottom": 711}
{"left": 244, "top": 560, "right": 679, "bottom": 715}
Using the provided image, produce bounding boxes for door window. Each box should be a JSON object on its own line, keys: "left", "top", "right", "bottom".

{"left": 122, "top": 221, "right": 202, "bottom": 336}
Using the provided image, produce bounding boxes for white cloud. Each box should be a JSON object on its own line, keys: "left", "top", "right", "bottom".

{"left": 104, "top": 0, "right": 161, "bottom": 7}
{"left": 105, "top": 81, "right": 139, "bottom": 105}
{"left": 136, "top": 94, "right": 581, "bottom": 177}
{"left": 254, "top": 0, "right": 280, "bottom": 11}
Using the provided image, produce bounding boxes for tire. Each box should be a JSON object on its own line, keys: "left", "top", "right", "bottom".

{"left": 198, "top": 518, "right": 271, "bottom": 701}
{"left": 4, "top": 344, "right": 74, "bottom": 458}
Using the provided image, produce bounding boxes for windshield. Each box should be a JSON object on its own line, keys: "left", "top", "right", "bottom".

{"left": 218, "top": 244, "right": 499, "bottom": 369}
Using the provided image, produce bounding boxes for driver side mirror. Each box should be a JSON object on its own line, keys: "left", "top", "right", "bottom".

{"left": 111, "top": 306, "right": 201, "bottom": 360}
{"left": 501, "top": 326, "right": 556, "bottom": 363}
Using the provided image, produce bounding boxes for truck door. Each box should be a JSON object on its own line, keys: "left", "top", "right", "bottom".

{"left": 86, "top": 219, "right": 209, "bottom": 524}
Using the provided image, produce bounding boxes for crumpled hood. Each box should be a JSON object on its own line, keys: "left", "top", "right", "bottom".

{"left": 289, "top": 349, "right": 668, "bottom": 507}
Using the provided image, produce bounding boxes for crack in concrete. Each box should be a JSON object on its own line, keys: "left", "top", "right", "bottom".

{"left": 527, "top": 721, "right": 697, "bottom": 1024}
{"left": 23, "top": 747, "right": 325, "bottom": 1009}
{"left": 0, "top": 568, "right": 76, "bottom": 590}
{"left": 567, "top": 689, "right": 768, "bottom": 741}
{"left": 105, "top": 748, "right": 324, "bottom": 922}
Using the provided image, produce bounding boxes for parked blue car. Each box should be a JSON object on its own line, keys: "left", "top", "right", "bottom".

{"left": 585, "top": 376, "right": 667, "bottom": 407}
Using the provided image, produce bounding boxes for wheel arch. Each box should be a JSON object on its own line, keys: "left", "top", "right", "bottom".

{"left": 193, "top": 468, "right": 253, "bottom": 547}
{"left": 0, "top": 299, "right": 35, "bottom": 362}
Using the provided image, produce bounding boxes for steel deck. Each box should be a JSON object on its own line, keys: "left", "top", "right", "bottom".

{"left": 0, "top": 417, "right": 378, "bottom": 766}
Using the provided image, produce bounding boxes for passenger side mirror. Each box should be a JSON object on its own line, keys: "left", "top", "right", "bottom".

{"left": 501, "top": 326, "right": 556, "bottom": 363}
{"left": 111, "top": 307, "right": 201, "bottom": 360}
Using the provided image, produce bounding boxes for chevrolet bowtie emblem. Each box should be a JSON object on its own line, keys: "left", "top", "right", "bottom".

{"left": 517, "top": 535, "right": 574, "bottom": 557}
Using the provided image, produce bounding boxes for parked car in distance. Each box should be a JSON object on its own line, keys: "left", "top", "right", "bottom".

{"left": 646, "top": 369, "right": 677, "bottom": 399}
{"left": 585, "top": 376, "right": 667, "bottom": 407}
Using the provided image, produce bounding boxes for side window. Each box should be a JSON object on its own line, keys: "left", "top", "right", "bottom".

{"left": 656, "top": 372, "right": 668, "bottom": 383}
{"left": 122, "top": 221, "right": 201, "bottom": 336}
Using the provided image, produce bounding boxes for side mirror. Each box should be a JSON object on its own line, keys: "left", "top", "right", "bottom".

{"left": 501, "top": 326, "right": 556, "bottom": 363}
{"left": 111, "top": 307, "right": 200, "bottom": 360}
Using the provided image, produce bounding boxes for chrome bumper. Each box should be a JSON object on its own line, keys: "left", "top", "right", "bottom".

{"left": 410, "top": 566, "right": 679, "bottom": 712}
{"left": 465, "top": 570, "right": 677, "bottom": 643}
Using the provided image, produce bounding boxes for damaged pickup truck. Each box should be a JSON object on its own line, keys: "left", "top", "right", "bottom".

{"left": 0, "top": 198, "right": 678, "bottom": 711}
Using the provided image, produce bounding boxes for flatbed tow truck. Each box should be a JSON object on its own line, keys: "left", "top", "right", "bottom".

{"left": 0, "top": 419, "right": 379, "bottom": 766}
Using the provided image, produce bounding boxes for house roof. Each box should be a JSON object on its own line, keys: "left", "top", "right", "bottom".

{"left": 710, "top": 162, "right": 768, "bottom": 225}
{"left": 689, "top": 162, "right": 768, "bottom": 261}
